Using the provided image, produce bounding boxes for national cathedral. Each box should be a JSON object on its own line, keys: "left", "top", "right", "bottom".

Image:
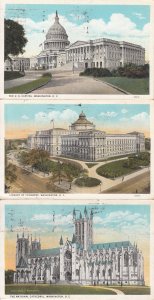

{"left": 14, "top": 208, "right": 144, "bottom": 286}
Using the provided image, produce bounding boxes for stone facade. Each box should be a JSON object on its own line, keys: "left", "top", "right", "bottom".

{"left": 13, "top": 208, "right": 144, "bottom": 286}
{"left": 37, "top": 12, "right": 145, "bottom": 70}
{"left": 5, "top": 57, "right": 30, "bottom": 71}
{"left": 27, "top": 112, "right": 145, "bottom": 161}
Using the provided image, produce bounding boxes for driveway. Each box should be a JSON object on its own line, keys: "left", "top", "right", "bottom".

{"left": 31, "top": 70, "right": 124, "bottom": 95}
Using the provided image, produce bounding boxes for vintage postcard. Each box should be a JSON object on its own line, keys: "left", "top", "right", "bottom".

{"left": 4, "top": 103, "right": 150, "bottom": 195}
{"left": 1, "top": 1, "right": 153, "bottom": 99}
{"left": 1, "top": 201, "right": 151, "bottom": 297}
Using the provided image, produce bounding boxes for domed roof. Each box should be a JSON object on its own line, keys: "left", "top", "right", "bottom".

{"left": 46, "top": 11, "right": 68, "bottom": 40}
{"left": 72, "top": 111, "right": 93, "bottom": 126}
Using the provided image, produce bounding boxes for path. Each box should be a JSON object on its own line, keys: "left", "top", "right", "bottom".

{"left": 7, "top": 152, "right": 150, "bottom": 194}
{"left": 85, "top": 285, "right": 125, "bottom": 295}
{"left": 31, "top": 69, "right": 124, "bottom": 95}
{"left": 4, "top": 71, "right": 43, "bottom": 89}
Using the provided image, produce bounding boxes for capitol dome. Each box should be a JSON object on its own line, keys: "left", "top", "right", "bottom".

{"left": 44, "top": 11, "right": 70, "bottom": 51}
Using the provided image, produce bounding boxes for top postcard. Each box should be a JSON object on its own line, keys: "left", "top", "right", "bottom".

{"left": 1, "top": 1, "right": 153, "bottom": 99}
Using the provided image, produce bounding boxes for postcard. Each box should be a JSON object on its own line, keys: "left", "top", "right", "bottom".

{"left": 1, "top": 201, "right": 151, "bottom": 297}
{"left": 1, "top": 1, "right": 153, "bottom": 100}
{"left": 4, "top": 103, "right": 150, "bottom": 196}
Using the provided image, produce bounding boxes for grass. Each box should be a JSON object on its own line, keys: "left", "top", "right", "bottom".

{"left": 5, "top": 284, "right": 116, "bottom": 295}
{"left": 4, "top": 71, "right": 25, "bottom": 81}
{"left": 112, "top": 286, "right": 150, "bottom": 295}
{"left": 98, "top": 77, "right": 149, "bottom": 95}
{"left": 4, "top": 74, "right": 51, "bottom": 94}
{"left": 75, "top": 176, "right": 101, "bottom": 187}
{"left": 85, "top": 163, "right": 97, "bottom": 168}
{"left": 97, "top": 153, "right": 150, "bottom": 179}
{"left": 97, "top": 159, "right": 139, "bottom": 179}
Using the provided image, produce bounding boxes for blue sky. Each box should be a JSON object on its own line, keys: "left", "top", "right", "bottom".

{"left": 5, "top": 4, "right": 150, "bottom": 28}
{"left": 5, "top": 4, "right": 150, "bottom": 58}
{"left": 5, "top": 204, "right": 150, "bottom": 238}
{"left": 5, "top": 104, "right": 150, "bottom": 139}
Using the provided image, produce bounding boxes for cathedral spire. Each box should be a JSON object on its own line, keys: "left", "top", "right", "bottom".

{"left": 59, "top": 235, "right": 63, "bottom": 245}
{"left": 84, "top": 206, "right": 87, "bottom": 217}
{"left": 72, "top": 233, "right": 76, "bottom": 244}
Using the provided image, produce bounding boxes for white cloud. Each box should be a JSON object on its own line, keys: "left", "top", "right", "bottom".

{"left": 121, "top": 109, "right": 128, "bottom": 114}
{"left": 131, "top": 111, "right": 149, "bottom": 121}
{"left": 35, "top": 109, "right": 78, "bottom": 124}
{"left": 21, "top": 114, "right": 29, "bottom": 120}
{"left": 31, "top": 213, "right": 73, "bottom": 226}
{"left": 14, "top": 12, "right": 149, "bottom": 58}
{"left": 100, "top": 111, "right": 118, "bottom": 118}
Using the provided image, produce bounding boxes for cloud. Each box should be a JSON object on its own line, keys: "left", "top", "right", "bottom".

{"left": 31, "top": 213, "right": 73, "bottom": 226}
{"left": 13, "top": 12, "right": 150, "bottom": 58}
{"left": 100, "top": 111, "right": 118, "bottom": 118}
{"left": 121, "top": 109, "right": 128, "bottom": 114}
{"left": 131, "top": 112, "right": 149, "bottom": 121}
{"left": 21, "top": 115, "right": 29, "bottom": 120}
{"left": 35, "top": 109, "right": 78, "bottom": 124}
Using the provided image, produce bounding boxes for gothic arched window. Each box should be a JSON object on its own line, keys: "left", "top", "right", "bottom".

{"left": 108, "top": 269, "right": 111, "bottom": 277}
{"left": 118, "top": 253, "right": 121, "bottom": 272}
{"left": 103, "top": 269, "right": 105, "bottom": 277}
{"left": 133, "top": 251, "right": 138, "bottom": 267}
{"left": 124, "top": 252, "right": 129, "bottom": 267}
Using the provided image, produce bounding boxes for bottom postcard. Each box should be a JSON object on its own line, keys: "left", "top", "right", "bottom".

{"left": 0, "top": 201, "right": 152, "bottom": 298}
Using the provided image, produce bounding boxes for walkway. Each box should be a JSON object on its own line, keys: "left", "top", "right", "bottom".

{"left": 31, "top": 69, "right": 124, "bottom": 95}
{"left": 4, "top": 71, "right": 43, "bottom": 89}
{"left": 85, "top": 285, "right": 125, "bottom": 295}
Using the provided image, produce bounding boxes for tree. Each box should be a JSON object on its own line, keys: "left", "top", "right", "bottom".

{"left": 5, "top": 270, "right": 15, "bottom": 284}
{"left": 4, "top": 19, "right": 27, "bottom": 61}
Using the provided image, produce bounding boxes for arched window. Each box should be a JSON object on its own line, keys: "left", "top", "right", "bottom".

{"left": 76, "top": 269, "right": 79, "bottom": 276}
{"left": 102, "top": 269, "right": 105, "bottom": 277}
{"left": 133, "top": 252, "right": 137, "bottom": 267}
{"left": 124, "top": 252, "right": 129, "bottom": 267}
{"left": 118, "top": 253, "right": 121, "bottom": 272}
{"left": 108, "top": 269, "right": 111, "bottom": 277}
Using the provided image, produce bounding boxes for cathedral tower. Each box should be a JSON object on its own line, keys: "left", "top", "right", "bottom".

{"left": 73, "top": 207, "right": 93, "bottom": 251}
{"left": 16, "top": 233, "right": 30, "bottom": 267}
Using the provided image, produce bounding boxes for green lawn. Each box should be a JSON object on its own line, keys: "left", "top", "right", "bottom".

{"left": 99, "top": 77, "right": 149, "bottom": 95}
{"left": 4, "top": 76, "right": 51, "bottom": 94}
{"left": 5, "top": 284, "right": 116, "bottom": 295}
{"left": 4, "top": 71, "right": 25, "bottom": 81}
{"left": 97, "top": 159, "right": 139, "bottom": 179}
{"left": 113, "top": 286, "right": 150, "bottom": 295}
{"left": 75, "top": 176, "right": 101, "bottom": 187}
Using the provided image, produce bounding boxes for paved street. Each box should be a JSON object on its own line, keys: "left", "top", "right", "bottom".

{"left": 7, "top": 152, "right": 150, "bottom": 194}
{"left": 31, "top": 70, "right": 124, "bottom": 95}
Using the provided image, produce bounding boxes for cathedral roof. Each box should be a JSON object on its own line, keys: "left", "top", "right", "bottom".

{"left": 30, "top": 247, "right": 59, "bottom": 258}
{"left": 71, "top": 112, "right": 93, "bottom": 126}
{"left": 46, "top": 11, "right": 68, "bottom": 40}
{"left": 17, "top": 256, "right": 28, "bottom": 268}
{"left": 91, "top": 241, "right": 132, "bottom": 251}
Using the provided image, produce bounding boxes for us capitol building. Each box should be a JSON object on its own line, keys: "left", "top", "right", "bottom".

{"left": 27, "top": 111, "right": 145, "bottom": 161}
{"left": 36, "top": 11, "right": 145, "bottom": 71}
{"left": 13, "top": 207, "right": 144, "bottom": 285}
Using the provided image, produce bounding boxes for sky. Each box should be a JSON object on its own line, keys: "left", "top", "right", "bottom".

{"left": 5, "top": 204, "right": 150, "bottom": 284}
{"left": 5, "top": 104, "right": 150, "bottom": 139}
{"left": 5, "top": 4, "right": 150, "bottom": 60}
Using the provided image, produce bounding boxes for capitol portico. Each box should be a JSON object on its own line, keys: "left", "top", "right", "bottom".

{"left": 36, "top": 11, "right": 145, "bottom": 71}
